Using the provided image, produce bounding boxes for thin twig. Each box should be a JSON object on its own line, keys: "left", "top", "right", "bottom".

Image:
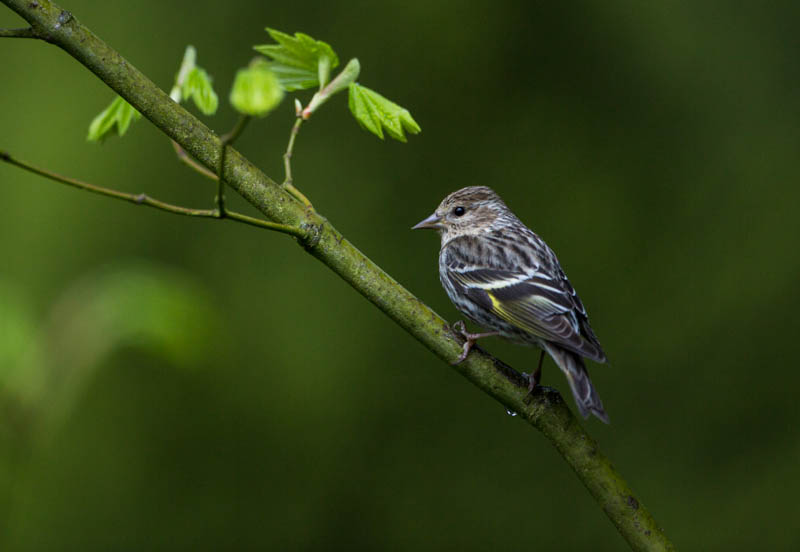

{"left": 220, "top": 114, "right": 251, "bottom": 145}
{"left": 216, "top": 147, "right": 228, "bottom": 216}
{"left": 216, "top": 115, "right": 251, "bottom": 217}
{"left": 283, "top": 117, "right": 302, "bottom": 185}
{"left": 0, "top": 150, "right": 307, "bottom": 239}
{"left": 0, "top": 27, "right": 36, "bottom": 38}
{"left": 282, "top": 117, "right": 313, "bottom": 208}
{"left": 171, "top": 140, "right": 218, "bottom": 180}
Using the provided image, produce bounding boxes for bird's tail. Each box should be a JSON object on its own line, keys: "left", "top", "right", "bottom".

{"left": 543, "top": 343, "right": 610, "bottom": 424}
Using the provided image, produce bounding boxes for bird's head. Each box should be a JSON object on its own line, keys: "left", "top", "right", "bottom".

{"left": 412, "top": 186, "right": 510, "bottom": 243}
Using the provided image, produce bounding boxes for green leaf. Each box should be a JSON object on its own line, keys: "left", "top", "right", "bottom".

{"left": 253, "top": 28, "right": 339, "bottom": 90}
{"left": 170, "top": 45, "right": 197, "bottom": 102}
{"left": 116, "top": 100, "right": 137, "bottom": 135}
{"left": 267, "top": 64, "right": 318, "bottom": 92}
{"left": 87, "top": 96, "right": 142, "bottom": 142}
{"left": 229, "top": 60, "right": 284, "bottom": 117}
{"left": 168, "top": 46, "right": 219, "bottom": 115}
{"left": 347, "top": 83, "right": 421, "bottom": 142}
{"left": 183, "top": 66, "right": 219, "bottom": 115}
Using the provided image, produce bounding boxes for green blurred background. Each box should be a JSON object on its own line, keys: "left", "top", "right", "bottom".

{"left": 2, "top": 1, "right": 799, "bottom": 549}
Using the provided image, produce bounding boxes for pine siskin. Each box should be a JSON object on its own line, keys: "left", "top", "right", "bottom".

{"left": 413, "top": 186, "right": 609, "bottom": 423}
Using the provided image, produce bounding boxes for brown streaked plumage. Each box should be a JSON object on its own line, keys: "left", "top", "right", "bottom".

{"left": 413, "top": 186, "right": 609, "bottom": 423}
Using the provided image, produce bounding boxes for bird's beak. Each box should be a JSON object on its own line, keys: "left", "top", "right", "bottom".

{"left": 411, "top": 212, "right": 443, "bottom": 230}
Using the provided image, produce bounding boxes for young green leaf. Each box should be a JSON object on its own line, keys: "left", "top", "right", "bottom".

{"left": 253, "top": 29, "right": 339, "bottom": 90}
{"left": 170, "top": 45, "right": 197, "bottom": 102}
{"left": 168, "top": 46, "right": 218, "bottom": 115}
{"left": 347, "top": 84, "right": 421, "bottom": 142}
{"left": 267, "top": 65, "right": 319, "bottom": 92}
{"left": 230, "top": 60, "right": 284, "bottom": 117}
{"left": 87, "top": 96, "right": 142, "bottom": 142}
{"left": 182, "top": 67, "right": 219, "bottom": 115}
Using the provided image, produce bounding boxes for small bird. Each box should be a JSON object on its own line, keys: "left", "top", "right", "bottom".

{"left": 412, "top": 186, "right": 609, "bottom": 423}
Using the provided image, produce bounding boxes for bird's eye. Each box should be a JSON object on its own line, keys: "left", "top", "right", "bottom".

{"left": 453, "top": 206, "right": 466, "bottom": 217}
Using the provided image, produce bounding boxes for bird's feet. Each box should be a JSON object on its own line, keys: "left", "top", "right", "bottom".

{"left": 523, "top": 350, "right": 545, "bottom": 404}
{"left": 451, "top": 320, "right": 499, "bottom": 365}
{"left": 527, "top": 365, "right": 542, "bottom": 393}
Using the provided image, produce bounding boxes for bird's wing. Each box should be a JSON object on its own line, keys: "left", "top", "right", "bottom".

{"left": 447, "top": 262, "right": 607, "bottom": 363}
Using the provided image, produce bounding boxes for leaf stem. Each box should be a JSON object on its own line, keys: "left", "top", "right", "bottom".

{"left": 282, "top": 116, "right": 313, "bottom": 208}
{"left": 0, "top": 149, "right": 306, "bottom": 239}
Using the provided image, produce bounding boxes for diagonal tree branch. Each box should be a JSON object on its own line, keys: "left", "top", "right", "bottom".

{"left": 0, "top": 1, "right": 675, "bottom": 550}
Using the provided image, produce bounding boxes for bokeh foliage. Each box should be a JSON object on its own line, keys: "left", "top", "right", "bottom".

{"left": 2, "top": 1, "right": 800, "bottom": 549}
